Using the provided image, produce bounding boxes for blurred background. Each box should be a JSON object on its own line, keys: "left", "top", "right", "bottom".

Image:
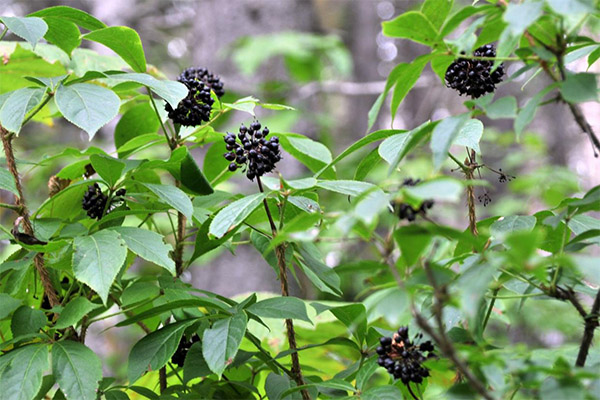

{"left": 1, "top": 0, "right": 599, "bottom": 380}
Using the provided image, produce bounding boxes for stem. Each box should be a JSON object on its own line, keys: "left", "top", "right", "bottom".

{"left": 159, "top": 368, "right": 167, "bottom": 393}
{"left": 256, "top": 176, "right": 310, "bottom": 400}
{"left": 147, "top": 88, "right": 175, "bottom": 150}
{"left": 21, "top": 92, "right": 53, "bottom": 127}
{"left": 0, "top": 202, "right": 22, "bottom": 212}
{"left": 407, "top": 383, "right": 421, "bottom": 400}
{"left": 481, "top": 288, "right": 499, "bottom": 333}
{"left": 0, "top": 125, "right": 60, "bottom": 308}
{"left": 0, "top": 27, "right": 7, "bottom": 41}
{"left": 464, "top": 149, "right": 479, "bottom": 237}
{"left": 576, "top": 288, "right": 600, "bottom": 367}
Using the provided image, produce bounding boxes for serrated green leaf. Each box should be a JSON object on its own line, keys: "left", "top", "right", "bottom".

{"left": 84, "top": 27, "right": 146, "bottom": 72}
{"left": 111, "top": 226, "right": 175, "bottom": 275}
{"left": 29, "top": 6, "right": 106, "bottom": 31}
{"left": 106, "top": 73, "right": 187, "bottom": 108}
{"left": 141, "top": 183, "right": 193, "bottom": 219}
{"left": 247, "top": 297, "right": 310, "bottom": 323}
{"left": 560, "top": 73, "right": 599, "bottom": 103}
{"left": 486, "top": 96, "right": 517, "bottom": 119}
{"left": 390, "top": 55, "right": 432, "bottom": 119}
{"left": 41, "top": 17, "right": 80, "bottom": 55}
{"left": 382, "top": 11, "right": 439, "bottom": 46}
{"left": 0, "top": 87, "right": 45, "bottom": 134}
{"left": 0, "top": 294, "right": 21, "bottom": 319}
{"left": 180, "top": 150, "right": 213, "bottom": 195}
{"left": 286, "top": 135, "right": 332, "bottom": 164}
{"left": 115, "top": 102, "right": 160, "bottom": 156}
{"left": 89, "top": 154, "right": 125, "bottom": 186}
{"left": 54, "top": 297, "right": 100, "bottom": 330}
{"left": 202, "top": 312, "right": 247, "bottom": 377}
{"left": 52, "top": 341, "right": 102, "bottom": 400}
{"left": 316, "top": 180, "right": 375, "bottom": 197}
{"left": 453, "top": 119, "right": 483, "bottom": 152}
{"left": 430, "top": 114, "right": 469, "bottom": 170}
{"left": 209, "top": 193, "right": 267, "bottom": 238}
{"left": 11, "top": 306, "right": 46, "bottom": 336}
{"left": 0, "top": 168, "right": 18, "bottom": 196}
{"left": 0, "top": 344, "right": 48, "bottom": 400}
{"left": 127, "top": 320, "right": 194, "bottom": 384}
{"left": 421, "top": 0, "right": 453, "bottom": 29}
{"left": 490, "top": 215, "right": 536, "bottom": 237}
{"left": 404, "top": 177, "right": 464, "bottom": 203}
{"left": 55, "top": 83, "right": 120, "bottom": 139}
{"left": 378, "top": 121, "right": 434, "bottom": 173}
{"left": 183, "top": 342, "right": 211, "bottom": 383}
{"left": 73, "top": 230, "right": 128, "bottom": 304}
{"left": 503, "top": 1, "right": 544, "bottom": 36}
{"left": 0, "top": 17, "right": 47, "bottom": 49}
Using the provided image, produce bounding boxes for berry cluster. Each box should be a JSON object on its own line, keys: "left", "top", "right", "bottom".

{"left": 223, "top": 121, "right": 281, "bottom": 181}
{"left": 376, "top": 326, "right": 435, "bottom": 385}
{"left": 445, "top": 44, "right": 504, "bottom": 98}
{"left": 82, "top": 184, "right": 126, "bottom": 220}
{"left": 165, "top": 67, "right": 225, "bottom": 126}
{"left": 395, "top": 179, "right": 434, "bottom": 222}
{"left": 171, "top": 335, "right": 200, "bottom": 367}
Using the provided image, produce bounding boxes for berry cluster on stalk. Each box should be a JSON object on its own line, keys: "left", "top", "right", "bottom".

{"left": 394, "top": 179, "right": 434, "bottom": 222}
{"left": 165, "top": 67, "right": 225, "bottom": 126}
{"left": 223, "top": 121, "right": 281, "bottom": 181}
{"left": 82, "top": 184, "right": 126, "bottom": 220}
{"left": 171, "top": 334, "right": 200, "bottom": 367}
{"left": 376, "top": 326, "right": 435, "bottom": 385}
{"left": 445, "top": 44, "right": 504, "bottom": 98}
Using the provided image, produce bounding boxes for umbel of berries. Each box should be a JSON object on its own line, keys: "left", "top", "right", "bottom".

{"left": 165, "top": 67, "right": 225, "bottom": 126}
{"left": 376, "top": 326, "right": 435, "bottom": 385}
{"left": 394, "top": 179, "right": 434, "bottom": 222}
{"left": 445, "top": 44, "right": 504, "bottom": 98}
{"left": 223, "top": 121, "right": 281, "bottom": 181}
{"left": 82, "top": 184, "right": 126, "bottom": 220}
{"left": 171, "top": 335, "right": 200, "bottom": 367}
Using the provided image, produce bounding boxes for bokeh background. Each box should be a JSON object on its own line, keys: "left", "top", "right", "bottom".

{"left": 1, "top": 0, "right": 599, "bottom": 379}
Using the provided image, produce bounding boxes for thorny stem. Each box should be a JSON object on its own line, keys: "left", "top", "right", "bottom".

{"left": 414, "top": 260, "right": 495, "bottom": 400}
{"left": 464, "top": 149, "right": 479, "bottom": 237}
{"left": 576, "top": 288, "right": 600, "bottom": 367}
{"left": 1, "top": 125, "right": 60, "bottom": 308}
{"left": 256, "top": 176, "right": 310, "bottom": 400}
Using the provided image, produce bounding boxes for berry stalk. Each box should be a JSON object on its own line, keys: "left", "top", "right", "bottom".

{"left": 256, "top": 176, "right": 310, "bottom": 400}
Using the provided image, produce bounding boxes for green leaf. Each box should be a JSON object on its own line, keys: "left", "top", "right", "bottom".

{"left": 430, "top": 114, "right": 470, "bottom": 170}
{"left": 404, "top": 177, "right": 464, "bottom": 203}
{"left": 378, "top": 121, "right": 434, "bottom": 173}
{"left": 485, "top": 96, "right": 517, "bottom": 119}
{"left": 514, "top": 83, "right": 558, "bottom": 139}
{"left": 330, "top": 304, "right": 367, "bottom": 344}
{"left": 490, "top": 215, "right": 536, "bottom": 237}
{"left": 180, "top": 150, "right": 213, "bottom": 196}
{"left": 209, "top": 193, "right": 267, "bottom": 238}
{"left": 560, "top": 73, "right": 599, "bottom": 103}
{"left": 421, "top": 0, "right": 453, "bottom": 29}
{"left": 127, "top": 320, "right": 194, "bottom": 384}
{"left": 315, "top": 129, "right": 401, "bottom": 178}
{"left": 111, "top": 226, "right": 175, "bottom": 275}
{"left": 247, "top": 297, "right": 311, "bottom": 323}
{"left": 286, "top": 135, "right": 332, "bottom": 164}
{"left": 183, "top": 342, "right": 211, "bottom": 383}
{"left": 0, "top": 87, "right": 45, "bottom": 134}
{"left": 362, "top": 386, "right": 403, "bottom": 400}
{"left": 29, "top": 6, "right": 106, "bottom": 31}
{"left": 0, "top": 168, "right": 18, "bottom": 196}
{"left": 11, "top": 306, "right": 46, "bottom": 336}
{"left": 503, "top": 1, "right": 544, "bottom": 36}
{"left": 390, "top": 55, "right": 432, "bottom": 119}
{"left": 106, "top": 73, "right": 187, "bottom": 108}
{"left": 588, "top": 46, "right": 600, "bottom": 69}
{"left": 394, "top": 225, "right": 432, "bottom": 266}
{"left": 115, "top": 102, "right": 160, "bottom": 156}
{"left": 141, "top": 183, "right": 193, "bottom": 219}
{"left": 453, "top": 119, "right": 483, "bottom": 152}
{"left": 0, "top": 17, "right": 48, "bottom": 49}
{"left": 54, "top": 297, "right": 100, "bottom": 330}
{"left": 55, "top": 83, "right": 120, "bottom": 139}
{"left": 89, "top": 154, "right": 125, "bottom": 187}
{"left": 0, "top": 294, "right": 21, "bottom": 319}
{"left": 354, "top": 148, "right": 380, "bottom": 181}
{"left": 73, "top": 230, "right": 128, "bottom": 304}
{"left": 355, "top": 359, "right": 378, "bottom": 391}
{"left": 382, "top": 11, "right": 439, "bottom": 46}
{"left": 316, "top": 180, "right": 375, "bottom": 197}
{"left": 570, "top": 215, "right": 600, "bottom": 236}
{"left": 52, "top": 341, "right": 102, "bottom": 400}
{"left": 84, "top": 27, "right": 146, "bottom": 72}
{"left": 546, "top": 0, "right": 594, "bottom": 15}
{"left": 202, "top": 312, "right": 248, "bottom": 377}
{"left": 0, "top": 344, "right": 48, "bottom": 400}
{"left": 41, "top": 17, "right": 81, "bottom": 55}
{"left": 265, "top": 373, "right": 294, "bottom": 400}
{"left": 296, "top": 243, "right": 342, "bottom": 296}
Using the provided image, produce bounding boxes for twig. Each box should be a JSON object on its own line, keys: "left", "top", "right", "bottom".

{"left": 464, "top": 149, "right": 479, "bottom": 237}
{"left": 0, "top": 125, "right": 60, "bottom": 308}
{"left": 256, "top": 176, "right": 310, "bottom": 400}
{"left": 576, "top": 288, "right": 600, "bottom": 367}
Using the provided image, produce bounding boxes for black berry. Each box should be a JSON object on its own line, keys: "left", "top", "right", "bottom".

{"left": 393, "top": 179, "right": 435, "bottom": 222}
{"left": 222, "top": 121, "right": 281, "bottom": 181}
{"left": 445, "top": 44, "right": 504, "bottom": 98}
{"left": 165, "top": 67, "right": 225, "bottom": 126}
{"left": 82, "top": 183, "right": 108, "bottom": 220}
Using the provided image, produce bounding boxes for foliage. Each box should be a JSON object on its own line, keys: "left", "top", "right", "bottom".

{"left": 0, "top": 1, "right": 599, "bottom": 399}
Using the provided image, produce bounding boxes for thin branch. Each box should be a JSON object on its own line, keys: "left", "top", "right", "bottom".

{"left": 256, "top": 176, "right": 310, "bottom": 400}
{"left": 576, "top": 288, "right": 600, "bottom": 367}
{"left": 1, "top": 125, "right": 60, "bottom": 308}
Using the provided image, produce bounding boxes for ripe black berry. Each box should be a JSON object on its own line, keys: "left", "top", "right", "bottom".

{"left": 376, "top": 326, "right": 435, "bottom": 386}
{"left": 445, "top": 44, "right": 504, "bottom": 98}
{"left": 165, "top": 67, "right": 225, "bottom": 126}
{"left": 222, "top": 121, "right": 281, "bottom": 181}
{"left": 82, "top": 183, "right": 108, "bottom": 220}
{"left": 171, "top": 334, "right": 200, "bottom": 368}
{"left": 393, "top": 179, "right": 435, "bottom": 222}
